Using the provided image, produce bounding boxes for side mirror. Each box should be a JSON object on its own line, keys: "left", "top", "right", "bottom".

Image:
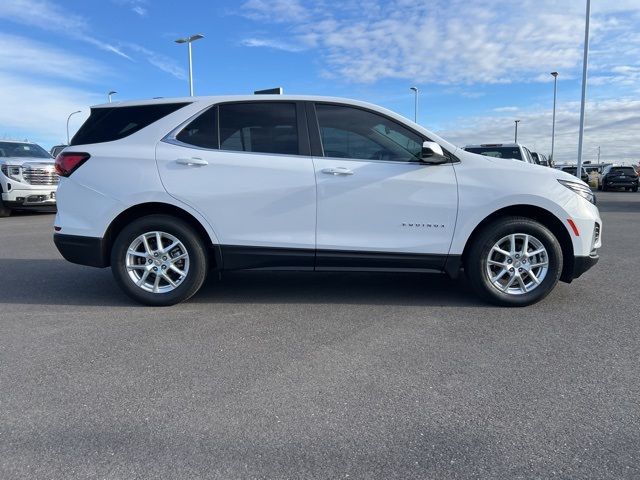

{"left": 420, "top": 141, "right": 448, "bottom": 164}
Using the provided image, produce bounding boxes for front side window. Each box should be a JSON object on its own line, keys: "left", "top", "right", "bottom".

{"left": 315, "top": 104, "right": 423, "bottom": 162}
{"left": 219, "top": 102, "right": 298, "bottom": 155}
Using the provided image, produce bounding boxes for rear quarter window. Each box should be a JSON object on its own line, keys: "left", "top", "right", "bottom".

{"left": 71, "top": 103, "right": 190, "bottom": 145}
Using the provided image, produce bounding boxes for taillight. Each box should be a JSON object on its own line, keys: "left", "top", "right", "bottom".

{"left": 55, "top": 152, "right": 90, "bottom": 177}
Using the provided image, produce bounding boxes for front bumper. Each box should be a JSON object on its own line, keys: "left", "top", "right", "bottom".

{"left": 2, "top": 188, "right": 57, "bottom": 208}
{"left": 570, "top": 253, "right": 599, "bottom": 280}
{"left": 54, "top": 233, "right": 109, "bottom": 268}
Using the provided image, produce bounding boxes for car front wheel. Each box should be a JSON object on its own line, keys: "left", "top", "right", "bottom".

{"left": 465, "top": 217, "right": 563, "bottom": 307}
{"left": 111, "top": 215, "right": 208, "bottom": 306}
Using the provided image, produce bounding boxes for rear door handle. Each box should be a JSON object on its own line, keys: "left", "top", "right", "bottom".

{"left": 176, "top": 157, "right": 208, "bottom": 166}
{"left": 321, "top": 167, "right": 354, "bottom": 176}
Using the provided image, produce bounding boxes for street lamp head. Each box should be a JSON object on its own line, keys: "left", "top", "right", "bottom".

{"left": 108, "top": 90, "right": 117, "bottom": 96}
{"left": 550, "top": 71, "right": 559, "bottom": 77}
{"left": 514, "top": 119, "right": 520, "bottom": 123}
{"left": 175, "top": 33, "right": 204, "bottom": 44}
{"left": 409, "top": 86, "right": 418, "bottom": 92}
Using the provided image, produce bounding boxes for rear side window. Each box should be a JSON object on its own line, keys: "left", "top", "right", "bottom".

{"left": 71, "top": 103, "right": 190, "bottom": 145}
{"left": 176, "top": 107, "right": 218, "bottom": 149}
{"left": 218, "top": 103, "right": 298, "bottom": 155}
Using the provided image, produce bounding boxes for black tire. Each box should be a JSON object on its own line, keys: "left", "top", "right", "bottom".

{"left": 633, "top": 186, "right": 638, "bottom": 192}
{"left": 465, "top": 216, "right": 563, "bottom": 307}
{"left": 0, "top": 199, "right": 11, "bottom": 218}
{"left": 601, "top": 185, "right": 607, "bottom": 192}
{"left": 110, "top": 214, "right": 208, "bottom": 306}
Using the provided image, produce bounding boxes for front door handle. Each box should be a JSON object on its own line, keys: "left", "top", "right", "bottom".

{"left": 176, "top": 157, "right": 208, "bottom": 166}
{"left": 321, "top": 167, "right": 354, "bottom": 176}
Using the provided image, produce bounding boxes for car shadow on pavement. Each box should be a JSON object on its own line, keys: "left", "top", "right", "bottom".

{"left": 0, "top": 259, "right": 130, "bottom": 307}
{"left": 0, "top": 259, "right": 484, "bottom": 308}
{"left": 194, "top": 270, "right": 483, "bottom": 308}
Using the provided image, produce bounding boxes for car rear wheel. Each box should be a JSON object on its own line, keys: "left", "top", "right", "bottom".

{"left": 465, "top": 217, "right": 563, "bottom": 307}
{"left": 111, "top": 215, "right": 208, "bottom": 306}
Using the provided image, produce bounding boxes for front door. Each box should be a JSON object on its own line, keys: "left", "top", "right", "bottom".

{"left": 310, "top": 103, "right": 458, "bottom": 270}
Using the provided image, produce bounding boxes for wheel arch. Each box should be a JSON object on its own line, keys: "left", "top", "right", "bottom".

{"left": 103, "top": 202, "right": 221, "bottom": 268}
{"left": 461, "top": 204, "right": 575, "bottom": 283}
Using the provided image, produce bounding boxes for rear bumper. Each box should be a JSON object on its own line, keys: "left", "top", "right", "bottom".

{"left": 604, "top": 179, "right": 638, "bottom": 187}
{"left": 54, "top": 233, "right": 109, "bottom": 268}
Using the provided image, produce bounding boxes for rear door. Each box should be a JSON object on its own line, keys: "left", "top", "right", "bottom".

{"left": 308, "top": 102, "right": 458, "bottom": 270}
{"left": 156, "top": 101, "right": 317, "bottom": 269}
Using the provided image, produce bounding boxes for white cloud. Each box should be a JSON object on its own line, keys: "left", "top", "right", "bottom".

{"left": 124, "top": 43, "right": 186, "bottom": 80}
{"left": 0, "top": 72, "right": 99, "bottom": 147}
{"left": 132, "top": 6, "right": 147, "bottom": 16}
{"left": 241, "top": 38, "right": 306, "bottom": 52}
{"left": 241, "top": 0, "right": 309, "bottom": 22}
{"left": 0, "top": 0, "right": 187, "bottom": 79}
{"left": 112, "top": 0, "right": 148, "bottom": 16}
{"left": 0, "top": 0, "right": 131, "bottom": 59}
{"left": 493, "top": 107, "right": 519, "bottom": 113}
{"left": 437, "top": 99, "right": 640, "bottom": 164}
{"left": 239, "top": 0, "right": 640, "bottom": 87}
{"left": 0, "top": 34, "right": 107, "bottom": 82}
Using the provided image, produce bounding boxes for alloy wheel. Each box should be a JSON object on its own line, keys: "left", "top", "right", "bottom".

{"left": 125, "top": 231, "right": 190, "bottom": 293}
{"left": 485, "top": 233, "right": 549, "bottom": 295}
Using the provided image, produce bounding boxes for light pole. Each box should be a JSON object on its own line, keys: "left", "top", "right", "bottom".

{"left": 175, "top": 33, "right": 204, "bottom": 96}
{"left": 550, "top": 72, "right": 558, "bottom": 164}
{"left": 409, "top": 86, "right": 419, "bottom": 123}
{"left": 108, "top": 90, "right": 117, "bottom": 103}
{"left": 514, "top": 120, "right": 520, "bottom": 143}
{"left": 576, "top": 0, "right": 591, "bottom": 181}
{"left": 66, "top": 110, "right": 81, "bottom": 144}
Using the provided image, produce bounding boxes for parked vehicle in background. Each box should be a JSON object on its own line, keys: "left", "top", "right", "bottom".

{"left": 50, "top": 144, "right": 68, "bottom": 158}
{"left": 463, "top": 143, "right": 537, "bottom": 164}
{"left": 599, "top": 165, "right": 639, "bottom": 192}
{"left": 531, "top": 152, "right": 549, "bottom": 166}
{"left": 0, "top": 140, "right": 58, "bottom": 217}
{"left": 54, "top": 95, "right": 601, "bottom": 307}
{"left": 559, "top": 166, "right": 589, "bottom": 183}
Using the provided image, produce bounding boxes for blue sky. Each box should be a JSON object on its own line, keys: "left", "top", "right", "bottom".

{"left": 0, "top": 0, "right": 638, "bottom": 163}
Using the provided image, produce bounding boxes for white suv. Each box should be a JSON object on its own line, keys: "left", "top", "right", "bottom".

{"left": 53, "top": 95, "right": 602, "bottom": 306}
{"left": 0, "top": 140, "right": 58, "bottom": 217}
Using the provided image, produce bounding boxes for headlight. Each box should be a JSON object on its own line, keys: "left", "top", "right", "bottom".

{"left": 558, "top": 179, "right": 595, "bottom": 204}
{"left": 0, "top": 164, "right": 22, "bottom": 181}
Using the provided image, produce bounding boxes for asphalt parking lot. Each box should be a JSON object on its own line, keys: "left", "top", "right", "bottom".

{"left": 1, "top": 192, "right": 639, "bottom": 479}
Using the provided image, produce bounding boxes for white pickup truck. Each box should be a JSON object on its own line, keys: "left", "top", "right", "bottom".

{"left": 0, "top": 140, "right": 59, "bottom": 217}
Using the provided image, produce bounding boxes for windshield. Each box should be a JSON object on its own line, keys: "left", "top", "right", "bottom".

{"left": 465, "top": 147, "right": 522, "bottom": 160}
{"left": 0, "top": 142, "right": 51, "bottom": 159}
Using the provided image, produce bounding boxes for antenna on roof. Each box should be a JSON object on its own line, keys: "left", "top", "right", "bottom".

{"left": 254, "top": 87, "right": 283, "bottom": 95}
